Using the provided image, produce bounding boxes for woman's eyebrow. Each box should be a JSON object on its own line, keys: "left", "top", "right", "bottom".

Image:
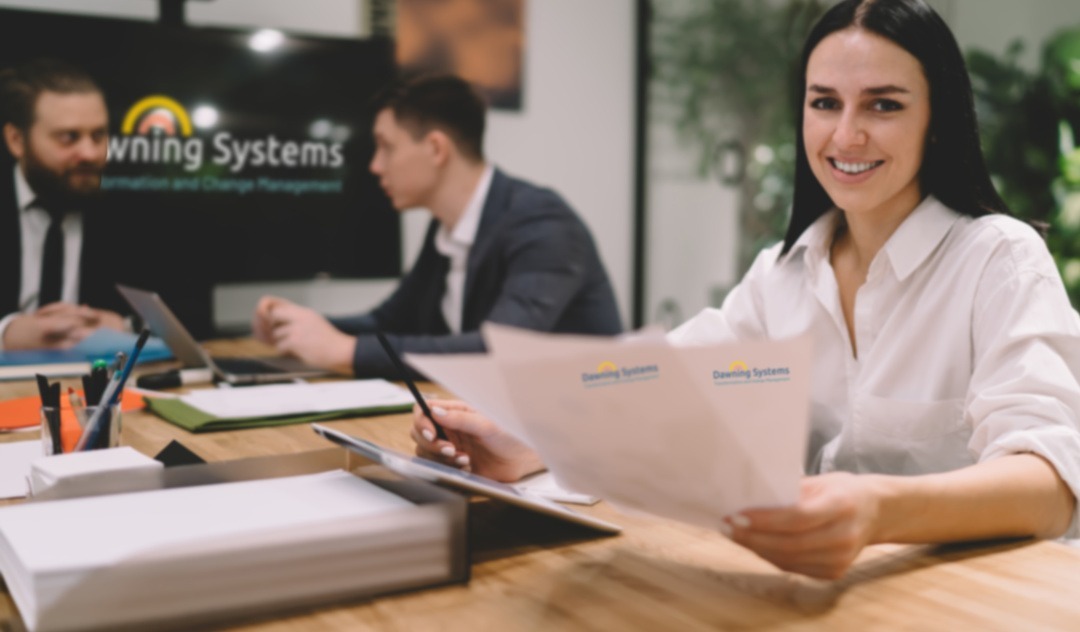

{"left": 864, "top": 84, "right": 910, "bottom": 96}
{"left": 807, "top": 83, "right": 911, "bottom": 96}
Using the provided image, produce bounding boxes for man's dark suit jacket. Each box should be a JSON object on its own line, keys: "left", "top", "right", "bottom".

{"left": 0, "top": 167, "right": 125, "bottom": 318}
{"left": 331, "top": 169, "right": 623, "bottom": 378}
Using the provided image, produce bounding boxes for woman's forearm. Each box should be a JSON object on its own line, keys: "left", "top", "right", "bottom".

{"left": 869, "top": 453, "right": 1076, "bottom": 544}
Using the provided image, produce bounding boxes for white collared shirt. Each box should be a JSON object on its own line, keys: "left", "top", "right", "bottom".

{"left": 433, "top": 164, "right": 494, "bottom": 334}
{"left": 0, "top": 166, "right": 84, "bottom": 350}
{"left": 670, "top": 195, "right": 1080, "bottom": 537}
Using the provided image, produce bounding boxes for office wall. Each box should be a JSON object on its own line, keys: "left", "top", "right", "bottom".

{"left": 942, "top": 0, "right": 1080, "bottom": 72}
{"left": 0, "top": 0, "right": 635, "bottom": 331}
{"left": 642, "top": 0, "right": 1080, "bottom": 330}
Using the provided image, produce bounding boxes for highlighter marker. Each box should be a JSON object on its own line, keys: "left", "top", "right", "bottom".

{"left": 136, "top": 368, "right": 215, "bottom": 390}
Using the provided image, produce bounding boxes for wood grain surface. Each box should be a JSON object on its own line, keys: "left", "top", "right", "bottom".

{"left": 1, "top": 339, "right": 1078, "bottom": 631}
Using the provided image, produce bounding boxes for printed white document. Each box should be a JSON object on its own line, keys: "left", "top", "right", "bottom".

{"left": 407, "top": 324, "right": 812, "bottom": 530}
{"left": 0, "top": 441, "right": 40, "bottom": 499}
{"left": 180, "top": 379, "right": 414, "bottom": 418}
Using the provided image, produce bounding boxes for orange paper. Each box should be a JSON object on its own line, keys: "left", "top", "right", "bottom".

{"left": 0, "top": 390, "right": 145, "bottom": 437}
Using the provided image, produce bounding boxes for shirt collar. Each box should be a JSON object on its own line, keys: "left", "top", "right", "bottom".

{"left": 880, "top": 195, "right": 961, "bottom": 281}
{"left": 13, "top": 165, "right": 36, "bottom": 212}
{"left": 441, "top": 164, "right": 494, "bottom": 248}
{"left": 778, "top": 195, "right": 960, "bottom": 281}
{"left": 779, "top": 207, "right": 842, "bottom": 271}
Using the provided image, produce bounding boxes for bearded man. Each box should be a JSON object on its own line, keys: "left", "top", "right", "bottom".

{"left": 0, "top": 58, "right": 127, "bottom": 350}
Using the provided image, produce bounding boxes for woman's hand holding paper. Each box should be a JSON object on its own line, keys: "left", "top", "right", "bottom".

{"left": 723, "top": 472, "right": 882, "bottom": 580}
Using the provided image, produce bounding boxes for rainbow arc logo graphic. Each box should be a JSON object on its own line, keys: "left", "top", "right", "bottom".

{"left": 121, "top": 95, "right": 192, "bottom": 136}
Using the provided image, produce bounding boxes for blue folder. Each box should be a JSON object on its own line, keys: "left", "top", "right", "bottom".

{"left": 0, "top": 329, "right": 173, "bottom": 367}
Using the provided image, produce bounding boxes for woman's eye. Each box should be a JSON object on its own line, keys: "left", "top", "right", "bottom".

{"left": 872, "top": 99, "right": 903, "bottom": 112}
{"left": 809, "top": 97, "right": 839, "bottom": 110}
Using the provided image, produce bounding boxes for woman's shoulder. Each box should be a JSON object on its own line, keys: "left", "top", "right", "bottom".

{"left": 966, "top": 212, "right": 1044, "bottom": 242}
{"left": 952, "top": 212, "right": 1055, "bottom": 276}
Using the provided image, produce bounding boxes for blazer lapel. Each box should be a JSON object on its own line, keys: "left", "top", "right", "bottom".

{"left": 0, "top": 169, "right": 22, "bottom": 315}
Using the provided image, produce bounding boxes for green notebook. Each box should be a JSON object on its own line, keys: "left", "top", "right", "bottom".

{"left": 145, "top": 397, "right": 413, "bottom": 433}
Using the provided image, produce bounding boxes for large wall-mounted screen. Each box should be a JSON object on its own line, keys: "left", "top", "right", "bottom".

{"left": 0, "top": 8, "right": 399, "bottom": 336}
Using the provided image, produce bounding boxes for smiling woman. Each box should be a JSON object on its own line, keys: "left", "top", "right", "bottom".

{"left": 408, "top": 0, "right": 1080, "bottom": 582}
{"left": 802, "top": 30, "right": 931, "bottom": 231}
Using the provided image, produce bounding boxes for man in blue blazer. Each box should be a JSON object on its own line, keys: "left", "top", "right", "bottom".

{"left": 253, "top": 75, "right": 622, "bottom": 378}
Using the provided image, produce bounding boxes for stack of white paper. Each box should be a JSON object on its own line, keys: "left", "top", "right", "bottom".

{"left": 0, "top": 471, "right": 455, "bottom": 632}
{"left": 407, "top": 324, "right": 813, "bottom": 530}
{"left": 29, "top": 446, "right": 164, "bottom": 498}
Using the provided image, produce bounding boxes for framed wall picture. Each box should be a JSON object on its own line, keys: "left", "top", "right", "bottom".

{"left": 396, "top": 0, "right": 526, "bottom": 110}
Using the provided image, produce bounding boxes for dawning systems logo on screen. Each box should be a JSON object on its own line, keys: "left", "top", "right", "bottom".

{"left": 581, "top": 360, "right": 660, "bottom": 388}
{"left": 713, "top": 359, "right": 791, "bottom": 386}
{"left": 103, "top": 94, "right": 348, "bottom": 196}
{"left": 107, "top": 93, "right": 344, "bottom": 174}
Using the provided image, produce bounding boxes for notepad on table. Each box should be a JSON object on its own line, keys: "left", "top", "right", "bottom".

{"left": 145, "top": 379, "right": 415, "bottom": 432}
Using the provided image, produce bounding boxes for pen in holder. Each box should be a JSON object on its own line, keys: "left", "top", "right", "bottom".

{"left": 41, "top": 404, "right": 121, "bottom": 455}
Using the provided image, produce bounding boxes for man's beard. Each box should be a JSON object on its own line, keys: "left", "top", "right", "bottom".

{"left": 22, "top": 144, "right": 104, "bottom": 211}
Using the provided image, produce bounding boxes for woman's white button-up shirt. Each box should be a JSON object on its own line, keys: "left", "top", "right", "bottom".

{"left": 670, "top": 195, "right": 1080, "bottom": 537}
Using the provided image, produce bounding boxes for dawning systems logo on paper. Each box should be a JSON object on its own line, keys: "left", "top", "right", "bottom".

{"left": 713, "top": 359, "right": 791, "bottom": 386}
{"left": 581, "top": 360, "right": 660, "bottom": 388}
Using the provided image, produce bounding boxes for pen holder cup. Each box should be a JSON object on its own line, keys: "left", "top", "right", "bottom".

{"left": 40, "top": 404, "right": 121, "bottom": 456}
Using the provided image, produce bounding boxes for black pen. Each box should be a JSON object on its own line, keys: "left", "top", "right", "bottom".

{"left": 374, "top": 332, "right": 448, "bottom": 440}
{"left": 36, "top": 374, "right": 63, "bottom": 454}
{"left": 76, "top": 329, "right": 150, "bottom": 451}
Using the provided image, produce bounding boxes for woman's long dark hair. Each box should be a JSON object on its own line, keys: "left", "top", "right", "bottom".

{"left": 780, "top": 0, "right": 1009, "bottom": 255}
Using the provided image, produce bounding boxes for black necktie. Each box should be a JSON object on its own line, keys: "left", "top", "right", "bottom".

{"left": 38, "top": 205, "right": 65, "bottom": 306}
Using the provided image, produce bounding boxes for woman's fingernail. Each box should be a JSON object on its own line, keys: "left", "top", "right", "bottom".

{"left": 455, "top": 455, "right": 470, "bottom": 466}
{"left": 730, "top": 514, "right": 751, "bottom": 529}
{"left": 718, "top": 522, "right": 733, "bottom": 538}
{"left": 421, "top": 429, "right": 434, "bottom": 442}
{"left": 440, "top": 446, "right": 456, "bottom": 457}
{"left": 432, "top": 406, "right": 448, "bottom": 417}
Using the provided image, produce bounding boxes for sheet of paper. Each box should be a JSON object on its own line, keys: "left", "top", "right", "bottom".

{"left": 403, "top": 324, "right": 675, "bottom": 443}
{"left": 417, "top": 324, "right": 812, "bottom": 530}
{"left": 512, "top": 471, "right": 597, "bottom": 505}
{"left": 404, "top": 353, "right": 528, "bottom": 440}
{"left": 179, "top": 379, "right": 413, "bottom": 418}
{"left": 0, "top": 441, "right": 42, "bottom": 499}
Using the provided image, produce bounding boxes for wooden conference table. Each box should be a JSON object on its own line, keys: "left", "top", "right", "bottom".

{"left": 2, "top": 339, "right": 1080, "bottom": 631}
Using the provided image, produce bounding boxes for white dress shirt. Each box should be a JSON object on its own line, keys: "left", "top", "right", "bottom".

{"left": 0, "top": 166, "right": 84, "bottom": 350}
{"left": 670, "top": 195, "right": 1080, "bottom": 538}
{"left": 433, "top": 164, "right": 494, "bottom": 334}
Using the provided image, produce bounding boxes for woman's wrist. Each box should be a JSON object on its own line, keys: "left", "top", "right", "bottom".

{"left": 864, "top": 473, "right": 919, "bottom": 544}
{"left": 508, "top": 451, "right": 546, "bottom": 482}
